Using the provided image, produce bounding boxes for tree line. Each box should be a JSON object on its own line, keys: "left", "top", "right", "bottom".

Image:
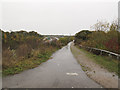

{"left": 74, "top": 20, "right": 120, "bottom": 54}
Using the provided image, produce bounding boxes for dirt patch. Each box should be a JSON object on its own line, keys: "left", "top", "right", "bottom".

{"left": 70, "top": 43, "right": 118, "bottom": 88}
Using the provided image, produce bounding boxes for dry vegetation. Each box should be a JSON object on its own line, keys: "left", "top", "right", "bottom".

{"left": 74, "top": 20, "right": 119, "bottom": 54}
{"left": 74, "top": 20, "right": 120, "bottom": 77}
{"left": 2, "top": 30, "right": 73, "bottom": 76}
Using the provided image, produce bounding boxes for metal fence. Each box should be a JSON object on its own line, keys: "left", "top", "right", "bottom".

{"left": 79, "top": 45, "right": 120, "bottom": 60}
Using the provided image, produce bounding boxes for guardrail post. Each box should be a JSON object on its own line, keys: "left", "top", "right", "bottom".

{"left": 108, "top": 54, "right": 112, "bottom": 58}
{"left": 100, "top": 51, "right": 102, "bottom": 55}
{"left": 117, "top": 56, "right": 119, "bottom": 60}
{"left": 90, "top": 48, "right": 92, "bottom": 52}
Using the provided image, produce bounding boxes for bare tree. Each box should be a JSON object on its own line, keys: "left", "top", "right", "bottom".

{"left": 91, "top": 20, "right": 109, "bottom": 32}
{"left": 110, "top": 19, "right": 118, "bottom": 31}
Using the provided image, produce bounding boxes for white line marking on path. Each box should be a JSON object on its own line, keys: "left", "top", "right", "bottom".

{"left": 66, "top": 73, "right": 78, "bottom": 76}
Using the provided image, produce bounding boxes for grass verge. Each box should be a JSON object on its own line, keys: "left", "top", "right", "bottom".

{"left": 74, "top": 45, "right": 119, "bottom": 76}
{"left": 3, "top": 48, "right": 58, "bottom": 76}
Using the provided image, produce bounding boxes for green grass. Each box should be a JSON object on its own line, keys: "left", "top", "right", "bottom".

{"left": 3, "top": 48, "right": 58, "bottom": 76}
{"left": 76, "top": 46, "right": 119, "bottom": 76}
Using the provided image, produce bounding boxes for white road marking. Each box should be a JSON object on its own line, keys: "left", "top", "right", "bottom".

{"left": 66, "top": 73, "right": 78, "bottom": 76}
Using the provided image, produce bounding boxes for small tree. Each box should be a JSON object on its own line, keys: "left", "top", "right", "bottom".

{"left": 110, "top": 20, "right": 118, "bottom": 31}
{"left": 91, "top": 20, "right": 109, "bottom": 32}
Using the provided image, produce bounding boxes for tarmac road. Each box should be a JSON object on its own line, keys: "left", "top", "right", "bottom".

{"left": 3, "top": 42, "right": 102, "bottom": 88}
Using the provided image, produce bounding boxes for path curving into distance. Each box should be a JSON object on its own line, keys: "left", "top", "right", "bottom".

{"left": 3, "top": 42, "right": 102, "bottom": 88}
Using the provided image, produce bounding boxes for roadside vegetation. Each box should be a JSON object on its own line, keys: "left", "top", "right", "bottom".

{"left": 74, "top": 20, "right": 119, "bottom": 54}
{"left": 2, "top": 30, "right": 73, "bottom": 76}
{"left": 74, "top": 20, "right": 119, "bottom": 76}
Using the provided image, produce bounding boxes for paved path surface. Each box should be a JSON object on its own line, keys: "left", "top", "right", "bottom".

{"left": 3, "top": 42, "right": 102, "bottom": 88}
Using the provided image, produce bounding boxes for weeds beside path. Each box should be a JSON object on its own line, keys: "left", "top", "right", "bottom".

{"left": 2, "top": 30, "right": 74, "bottom": 77}
{"left": 3, "top": 48, "right": 58, "bottom": 76}
{"left": 70, "top": 43, "right": 118, "bottom": 88}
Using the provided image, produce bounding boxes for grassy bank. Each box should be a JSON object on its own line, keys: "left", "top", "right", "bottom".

{"left": 2, "top": 30, "right": 74, "bottom": 76}
{"left": 74, "top": 22, "right": 119, "bottom": 54}
{"left": 3, "top": 47, "right": 58, "bottom": 76}
{"left": 72, "top": 45, "right": 118, "bottom": 76}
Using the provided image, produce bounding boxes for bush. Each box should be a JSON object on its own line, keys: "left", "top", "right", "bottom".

{"left": 2, "top": 49, "right": 14, "bottom": 69}
{"left": 16, "top": 44, "right": 32, "bottom": 59}
{"left": 2, "top": 30, "right": 72, "bottom": 75}
{"left": 74, "top": 21, "right": 120, "bottom": 54}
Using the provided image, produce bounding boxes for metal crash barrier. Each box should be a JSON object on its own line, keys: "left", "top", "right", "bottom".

{"left": 79, "top": 45, "right": 120, "bottom": 60}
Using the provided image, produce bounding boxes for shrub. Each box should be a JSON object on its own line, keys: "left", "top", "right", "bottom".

{"left": 16, "top": 44, "right": 32, "bottom": 59}
{"left": 2, "top": 49, "right": 14, "bottom": 69}
{"left": 74, "top": 21, "right": 120, "bottom": 54}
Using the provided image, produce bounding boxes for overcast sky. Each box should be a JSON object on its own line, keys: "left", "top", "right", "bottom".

{"left": 1, "top": 0, "right": 119, "bottom": 35}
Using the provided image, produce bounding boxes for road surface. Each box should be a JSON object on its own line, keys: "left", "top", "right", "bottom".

{"left": 3, "top": 42, "right": 102, "bottom": 88}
